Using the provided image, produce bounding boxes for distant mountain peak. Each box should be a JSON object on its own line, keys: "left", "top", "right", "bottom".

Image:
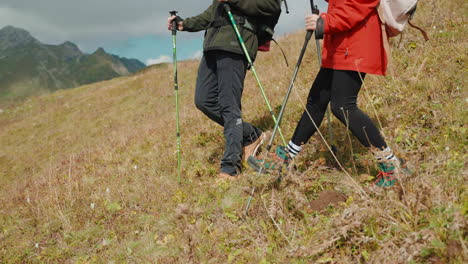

{"left": 61, "top": 41, "right": 78, "bottom": 49}
{"left": 94, "top": 47, "right": 107, "bottom": 55}
{"left": 0, "top": 25, "right": 29, "bottom": 34}
{"left": 59, "top": 41, "right": 82, "bottom": 58}
{"left": 0, "top": 26, "right": 38, "bottom": 50}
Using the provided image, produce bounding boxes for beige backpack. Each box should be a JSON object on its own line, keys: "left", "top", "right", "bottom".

{"left": 378, "top": 0, "right": 429, "bottom": 40}
{"left": 377, "top": 0, "right": 429, "bottom": 72}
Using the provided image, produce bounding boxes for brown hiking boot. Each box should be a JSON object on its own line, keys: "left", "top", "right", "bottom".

{"left": 242, "top": 131, "right": 268, "bottom": 162}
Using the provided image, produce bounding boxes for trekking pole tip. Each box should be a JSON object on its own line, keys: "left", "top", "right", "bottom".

{"left": 331, "top": 145, "right": 338, "bottom": 154}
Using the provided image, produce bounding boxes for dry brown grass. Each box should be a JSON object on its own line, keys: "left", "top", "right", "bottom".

{"left": 0, "top": 0, "right": 467, "bottom": 263}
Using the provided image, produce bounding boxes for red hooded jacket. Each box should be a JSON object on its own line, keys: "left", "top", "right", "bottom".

{"left": 319, "top": 0, "right": 387, "bottom": 75}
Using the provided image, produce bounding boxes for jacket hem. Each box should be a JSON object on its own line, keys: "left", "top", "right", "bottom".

{"left": 204, "top": 46, "right": 256, "bottom": 61}
{"left": 321, "top": 63, "right": 386, "bottom": 76}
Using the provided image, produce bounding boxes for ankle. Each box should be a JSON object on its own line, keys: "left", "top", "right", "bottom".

{"left": 373, "top": 147, "right": 397, "bottom": 162}
{"left": 287, "top": 140, "right": 302, "bottom": 159}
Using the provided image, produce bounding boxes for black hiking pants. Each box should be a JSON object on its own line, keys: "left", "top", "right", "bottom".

{"left": 291, "top": 68, "right": 387, "bottom": 149}
{"left": 195, "top": 50, "right": 261, "bottom": 175}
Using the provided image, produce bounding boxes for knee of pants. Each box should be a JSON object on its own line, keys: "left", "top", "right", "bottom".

{"left": 221, "top": 111, "right": 242, "bottom": 124}
{"left": 220, "top": 109, "right": 240, "bottom": 124}
{"left": 331, "top": 102, "right": 352, "bottom": 120}
{"left": 219, "top": 100, "right": 241, "bottom": 115}
{"left": 331, "top": 102, "right": 357, "bottom": 120}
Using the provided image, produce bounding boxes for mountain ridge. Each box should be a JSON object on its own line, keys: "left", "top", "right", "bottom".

{"left": 0, "top": 25, "right": 146, "bottom": 101}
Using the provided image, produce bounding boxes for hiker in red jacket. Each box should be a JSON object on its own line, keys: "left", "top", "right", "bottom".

{"left": 250, "top": 0, "right": 408, "bottom": 187}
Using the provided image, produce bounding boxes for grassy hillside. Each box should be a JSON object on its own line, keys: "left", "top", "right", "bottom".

{"left": 0, "top": 0, "right": 466, "bottom": 263}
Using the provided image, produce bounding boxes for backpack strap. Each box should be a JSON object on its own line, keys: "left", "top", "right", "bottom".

{"left": 377, "top": 4, "right": 393, "bottom": 75}
{"left": 408, "top": 20, "right": 430, "bottom": 41}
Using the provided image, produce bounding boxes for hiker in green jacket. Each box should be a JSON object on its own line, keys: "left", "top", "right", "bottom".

{"left": 168, "top": 0, "right": 281, "bottom": 180}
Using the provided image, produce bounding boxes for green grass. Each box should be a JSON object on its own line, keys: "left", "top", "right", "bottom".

{"left": 0, "top": 0, "right": 467, "bottom": 263}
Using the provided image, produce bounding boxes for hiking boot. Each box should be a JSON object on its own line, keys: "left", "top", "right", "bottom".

{"left": 247, "top": 145, "right": 290, "bottom": 173}
{"left": 374, "top": 162, "right": 398, "bottom": 187}
{"left": 371, "top": 147, "right": 413, "bottom": 187}
{"left": 373, "top": 158, "right": 412, "bottom": 187}
{"left": 242, "top": 131, "right": 268, "bottom": 162}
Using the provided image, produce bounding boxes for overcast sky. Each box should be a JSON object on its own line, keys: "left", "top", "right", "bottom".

{"left": 0, "top": 0, "right": 327, "bottom": 64}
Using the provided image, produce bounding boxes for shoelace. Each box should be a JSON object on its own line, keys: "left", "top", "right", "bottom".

{"left": 374, "top": 170, "right": 395, "bottom": 185}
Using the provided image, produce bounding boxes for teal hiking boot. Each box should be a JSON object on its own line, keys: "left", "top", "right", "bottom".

{"left": 374, "top": 158, "right": 412, "bottom": 188}
{"left": 371, "top": 147, "right": 413, "bottom": 188}
{"left": 247, "top": 146, "right": 290, "bottom": 173}
{"left": 374, "top": 162, "right": 398, "bottom": 187}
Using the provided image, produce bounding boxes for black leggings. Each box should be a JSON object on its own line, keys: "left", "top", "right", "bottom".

{"left": 291, "top": 68, "right": 387, "bottom": 149}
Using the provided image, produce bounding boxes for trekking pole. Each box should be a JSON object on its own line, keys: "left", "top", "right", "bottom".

{"left": 170, "top": 10, "right": 182, "bottom": 183}
{"left": 309, "top": 7, "right": 337, "bottom": 153}
{"left": 282, "top": 0, "right": 290, "bottom": 14}
{"left": 243, "top": 0, "right": 319, "bottom": 217}
{"left": 223, "top": 3, "right": 287, "bottom": 146}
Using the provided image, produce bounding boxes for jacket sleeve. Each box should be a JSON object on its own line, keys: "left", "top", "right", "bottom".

{"left": 229, "top": 0, "right": 281, "bottom": 17}
{"left": 321, "top": 0, "right": 379, "bottom": 33}
{"left": 183, "top": 4, "right": 213, "bottom": 32}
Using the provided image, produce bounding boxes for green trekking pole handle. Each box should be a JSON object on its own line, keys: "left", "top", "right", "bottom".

{"left": 223, "top": 3, "right": 287, "bottom": 147}
{"left": 170, "top": 10, "right": 182, "bottom": 183}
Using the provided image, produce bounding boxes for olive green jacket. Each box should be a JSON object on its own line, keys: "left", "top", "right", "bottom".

{"left": 182, "top": 0, "right": 281, "bottom": 60}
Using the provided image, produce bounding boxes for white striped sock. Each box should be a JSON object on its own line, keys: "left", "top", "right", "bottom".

{"left": 287, "top": 141, "right": 302, "bottom": 158}
{"left": 383, "top": 147, "right": 398, "bottom": 161}
{"left": 375, "top": 147, "right": 399, "bottom": 163}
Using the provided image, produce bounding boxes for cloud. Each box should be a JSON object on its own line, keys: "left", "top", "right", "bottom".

{"left": 0, "top": 1, "right": 327, "bottom": 38}
{"left": 146, "top": 55, "right": 171, "bottom": 65}
{"left": 190, "top": 50, "right": 203, "bottom": 60}
{"left": 0, "top": 0, "right": 205, "bottom": 35}
{"left": 0, "top": 0, "right": 328, "bottom": 54}
{"left": 0, "top": 0, "right": 208, "bottom": 51}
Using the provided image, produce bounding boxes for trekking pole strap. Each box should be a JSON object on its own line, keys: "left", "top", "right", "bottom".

{"left": 272, "top": 38, "right": 289, "bottom": 67}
